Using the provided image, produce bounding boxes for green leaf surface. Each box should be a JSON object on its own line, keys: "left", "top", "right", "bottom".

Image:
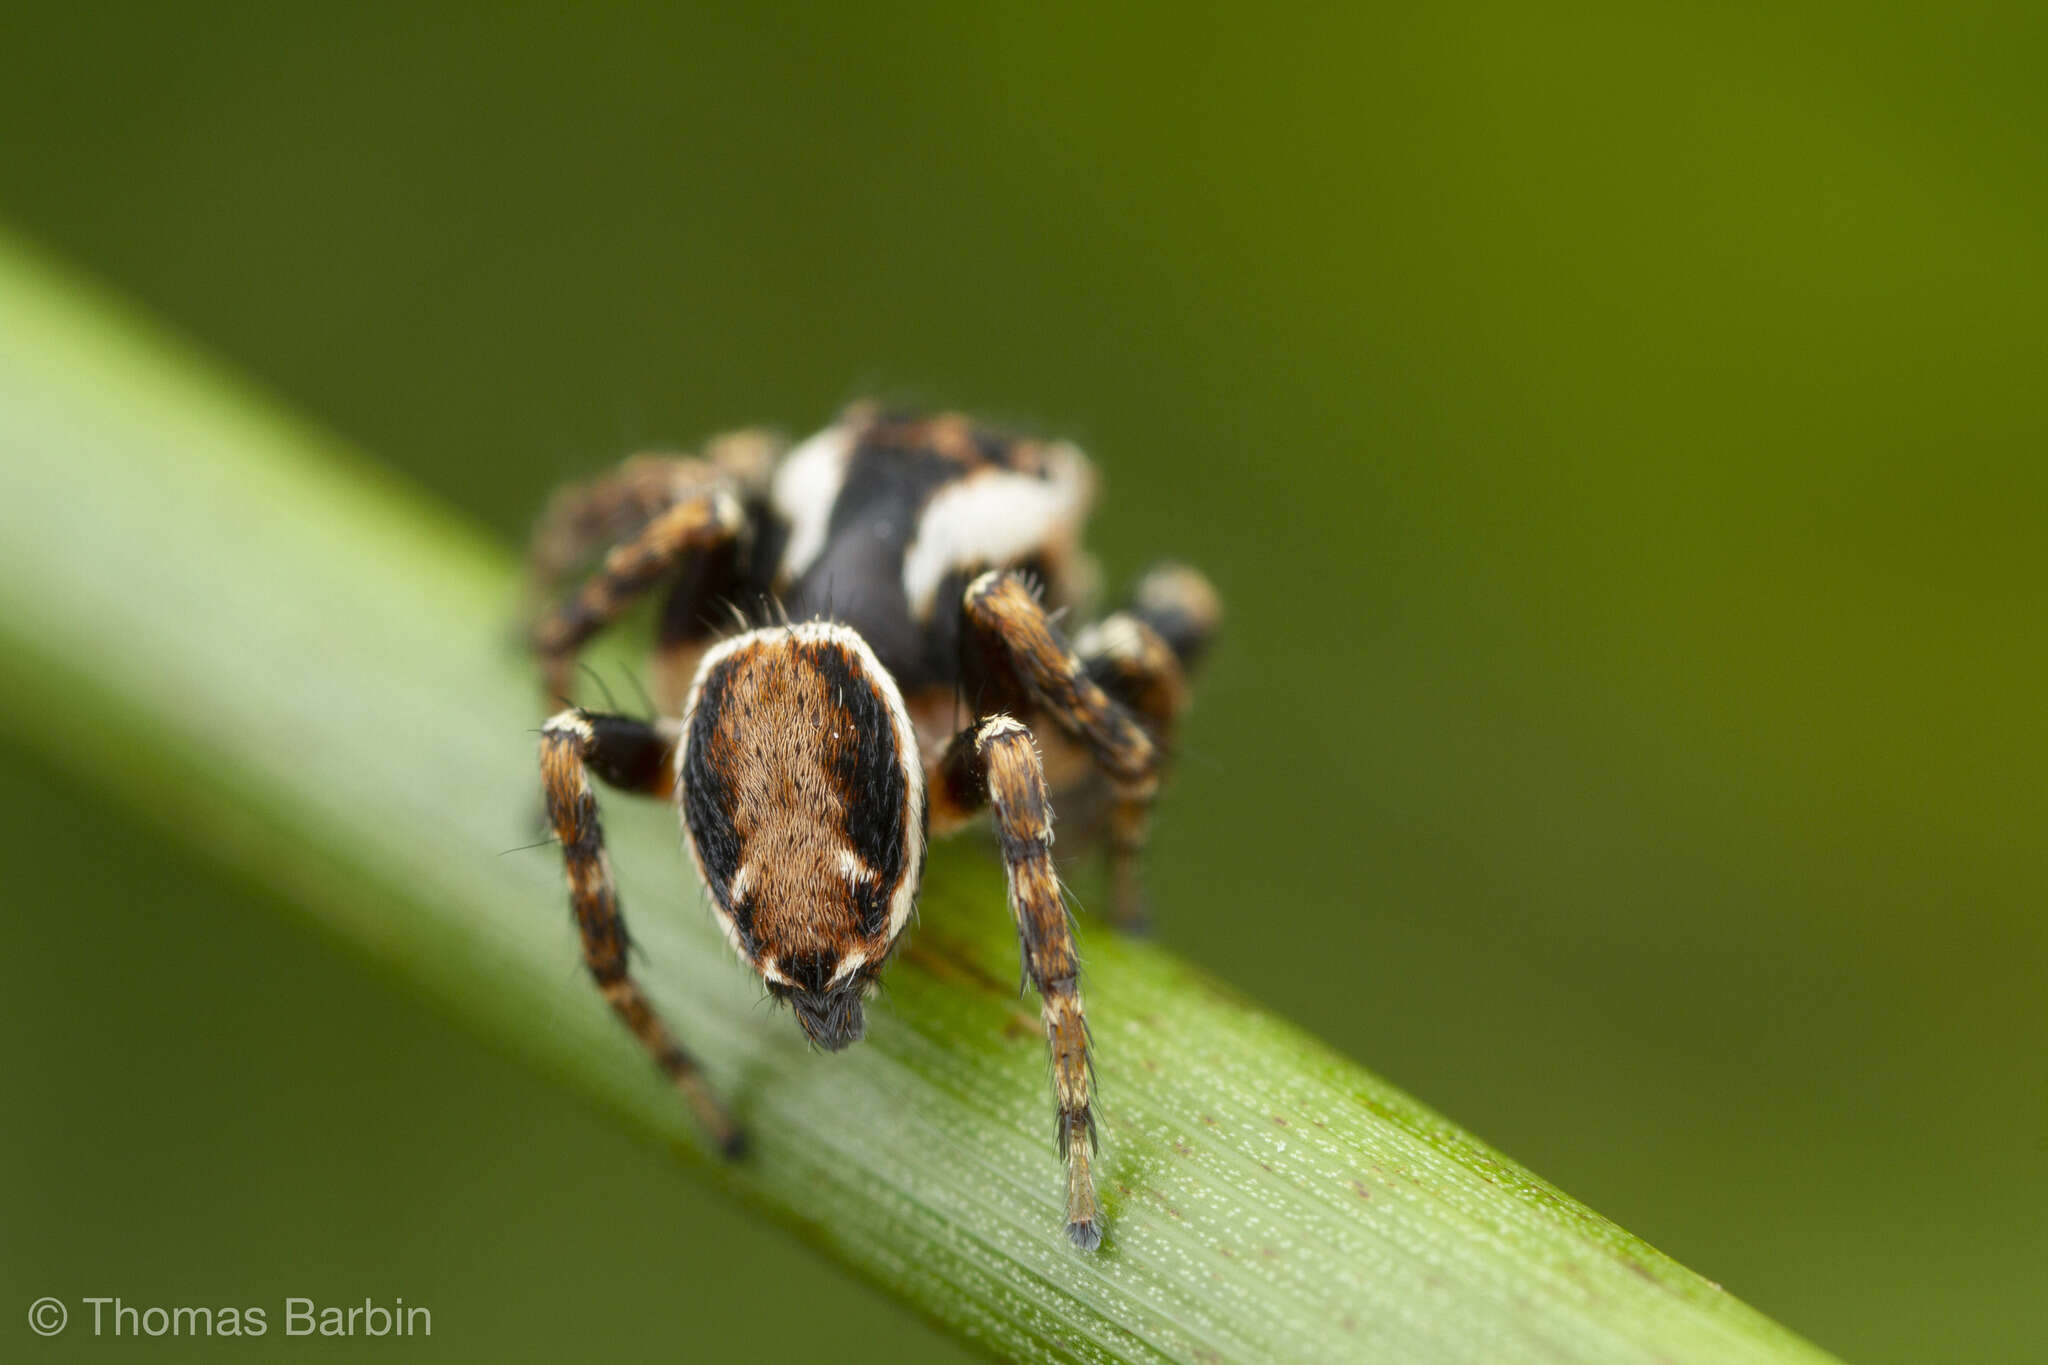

{"left": 0, "top": 233, "right": 1837, "bottom": 1365}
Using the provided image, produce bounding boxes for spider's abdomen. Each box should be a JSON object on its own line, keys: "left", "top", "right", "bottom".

{"left": 765, "top": 406, "right": 1098, "bottom": 692}
{"left": 676, "top": 622, "right": 926, "bottom": 1047}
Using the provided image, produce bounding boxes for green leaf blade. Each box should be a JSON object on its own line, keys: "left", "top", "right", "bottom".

{"left": 0, "top": 233, "right": 1836, "bottom": 1365}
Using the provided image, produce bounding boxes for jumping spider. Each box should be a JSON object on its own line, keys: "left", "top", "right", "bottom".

{"left": 526, "top": 402, "right": 1219, "bottom": 1249}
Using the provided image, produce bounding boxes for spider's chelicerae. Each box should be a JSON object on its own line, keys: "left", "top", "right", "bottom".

{"left": 525, "top": 402, "right": 1220, "bottom": 1248}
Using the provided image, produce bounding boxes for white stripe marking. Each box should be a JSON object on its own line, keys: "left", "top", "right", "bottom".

{"left": 900, "top": 445, "right": 1093, "bottom": 620}
{"left": 770, "top": 423, "right": 857, "bottom": 581}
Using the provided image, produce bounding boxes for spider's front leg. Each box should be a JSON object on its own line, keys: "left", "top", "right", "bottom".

{"left": 935, "top": 714, "right": 1102, "bottom": 1249}
{"left": 527, "top": 475, "right": 747, "bottom": 710}
{"left": 525, "top": 454, "right": 695, "bottom": 620}
{"left": 540, "top": 707, "right": 744, "bottom": 1157}
{"left": 964, "top": 569, "right": 1163, "bottom": 932}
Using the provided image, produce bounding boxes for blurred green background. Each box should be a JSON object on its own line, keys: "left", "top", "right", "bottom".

{"left": 2, "top": 4, "right": 2043, "bottom": 1361}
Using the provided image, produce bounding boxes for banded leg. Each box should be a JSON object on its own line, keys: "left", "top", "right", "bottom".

{"left": 938, "top": 714, "right": 1103, "bottom": 1249}
{"left": 647, "top": 431, "right": 786, "bottom": 714}
{"left": 1073, "top": 613, "right": 1185, "bottom": 932}
{"left": 522, "top": 431, "right": 781, "bottom": 626}
{"left": 1073, "top": 562, "right": 1223, "bottom": 930}
{"left": 540, "top": 708, "right": 744, "bottom": 1157}
{"left": 1125, "top": 561, "right": 1224, "bottom": 677}
{"left": 529, "top": 484, "right": 746, "bottom": 708}
{"left": 525, "top": 455, "right": 697, "bottom": 623}
{"left": 964, "top": 570, "right": 1161, "bottom": 930}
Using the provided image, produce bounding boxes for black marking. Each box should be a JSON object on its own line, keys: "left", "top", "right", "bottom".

{"left": 804, "top": 641, "right": 909, "bottom": 929}
{"left": 782, "top": 948, "right": 834, "bottom": 994}
{"left": 849, "top": 875, "right": 890, "bottom": 936}
{"left": 827, "top": 440, "right": 961, "bottom": 540}
{"left": 681, "top": 661, "right": 746, "bottom": 927}
{"left": 722, "top": 498, "right": 789, "bottom": 632}
{"left": 780, "top": 420, "right": 1061, "bottom": 688}
{"left": 920, "top": 566, "right": 975, "bottom": 684}
{"left": 955, "top": 617, "right": 1033, "bottom": 733}
{"left": 656, "top": 531, "right": 743, "bottom": 645}
{"left": 783, "top": 442, "right": 959, "bottom": 680}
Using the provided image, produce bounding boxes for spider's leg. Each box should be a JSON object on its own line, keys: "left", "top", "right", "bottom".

{"left": 649, "top": 538, "right": 750, "bottom": 718}
{"left": 524, "top": 455, "right": 699, "bottom": 623}
{"left": 936, "top": 714, "right": 1103, "bottom": 1249}
{"left": 529, "top": 484, "right": 745, "bottom": 709}
{"left": 1071, "top": 562, "right": 1224, "bottom": 931}
{"left": 643, "top": 428, "right": 789, "bottom": 714}
{"left": 964, "top": 569, "right": 1162, "bottom": 931}
{"left": 1122, "top": 561, "right": 1224, "bottom": 678}
{"left": 540, "top": 708, "right": 743, "bottom": 1157}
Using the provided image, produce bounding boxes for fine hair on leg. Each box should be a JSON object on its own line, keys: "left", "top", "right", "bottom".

{"left": 940, "top": 713, "right": 1103, "bottom": 1248}
{"left": 539, "top": 707, "right": 744, "bottom": 1157}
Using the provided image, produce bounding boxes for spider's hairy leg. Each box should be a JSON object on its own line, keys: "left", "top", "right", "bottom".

{"left": 524, "top": 454, "right": 698, "bottom": 625}
{"left": 1072, "top": 563, "right": 1222, "bottom": 932}
{"left": 964, "top": 569, "right": 1161, "bottom": 932}
{"left": 648, "top": 428, "right": 789, "bottom": 713}
{"left": 529, "top": 484, "right": 745, "bottom": 710}
{"left": 1073, "top": 613, "right": 1185, "bottom": 934}
{"left": 523, "top": 431, "right": 779, "bottom": 627}
{"left": 942, "top": 714, "right": 1103, "bottom": 1250}
{"left": 1125, "top": 561, "right": 1223, "bottom": 678}
{"left": 539, "top": 708, "right": 744, "bottom": 1158}
{"left": 964, "top": 570, "right": 1160, "bottom": 787}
